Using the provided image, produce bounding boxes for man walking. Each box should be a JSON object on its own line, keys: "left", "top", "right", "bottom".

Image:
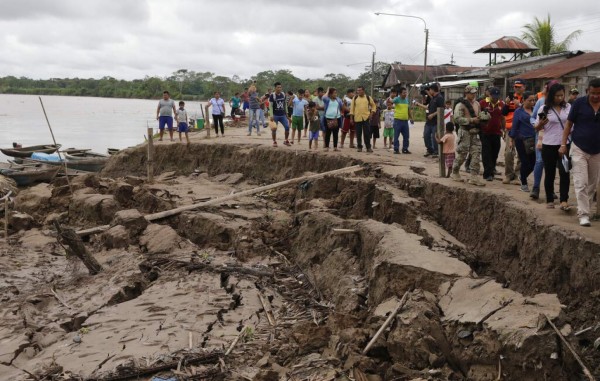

{"left": 156, "top": 90, "right": 177, "bottom": 142}
{"left": 350, "top": 86, "right": 377, "bottom": 153}
{"left": 559, "top": 78, "right": 600, "bottom": 226}
{"left": 269, "top": 82, "right": 290, "bottom": 147}
{"left": 450, "top": 85, "right": 489, "bottom": 186}
{"left": 479, "top": 87, "right": 505, "bottom": 181}
{"left": 391, "top": 87, "right": 414, "bottom": 154}
{"left": 502, "top": 79, "right": 525, "bottom": 184}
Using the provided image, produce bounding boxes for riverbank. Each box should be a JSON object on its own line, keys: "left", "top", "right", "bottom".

{"left": 1, "top": 122, "right": 599, "bottom": 380}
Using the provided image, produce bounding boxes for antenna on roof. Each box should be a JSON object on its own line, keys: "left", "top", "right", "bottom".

{"left": 450, "top": 53, "right": 455, "bottom": 65}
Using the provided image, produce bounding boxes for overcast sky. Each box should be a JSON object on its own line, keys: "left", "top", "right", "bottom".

{"left": 1, "top": 0, "right": 599, "bottom": 81}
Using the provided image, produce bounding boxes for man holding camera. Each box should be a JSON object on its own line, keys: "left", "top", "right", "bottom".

{"left": 450, "top": 85, "right": 490, "bottom": 186}
{"left": 419, "top": 83, "right": 444, "bottom": 158}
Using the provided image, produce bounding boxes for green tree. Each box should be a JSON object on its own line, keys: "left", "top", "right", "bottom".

{"left": 522, "top": 14, "right": 581, "bottom": 56}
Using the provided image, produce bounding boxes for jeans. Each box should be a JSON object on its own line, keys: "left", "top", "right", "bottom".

{"left": 542, "top": 144, "right": 570, "bottom": 203}
{"left": 324, "top": 118, "right": 340, "bottom": 148}
{"left": 424, "top": 123, "right": 438, "bottom": 154}
{"left": 514, "top": 139, "right": 536, "bottom": 186}
{"left": 273, "top": 115, "right": 289, "bottom": 131}
{"left": 532, "top": 132, "right": 544, "bottom": 189}
{"left": 393, "top": 119, "right": 409, "bottom": 152}
{"left": 481, "top": 134, "right": 501, "bottom": 178}
{"left": 355, "top": 120, "right": 371, "bottom": 149}
{"left": 212, "top": 114, "right": 224, "bottom": 135}
{"left": 570, "top": 143, "right": 600, "bottom": 217}
{"left": 248, "top": 109, "right": 263, "bottom": 133}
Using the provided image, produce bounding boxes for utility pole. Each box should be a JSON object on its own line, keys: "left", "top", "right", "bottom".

{"left": 423, "top": 27, "right": 429, "bottom": 84}
{"left": 371, "top": 50, "right": 375, "bottom": 97}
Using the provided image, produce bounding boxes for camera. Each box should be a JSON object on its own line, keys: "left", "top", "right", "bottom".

{"left": 538, "top": 112, "right": 547, "bottom": 120}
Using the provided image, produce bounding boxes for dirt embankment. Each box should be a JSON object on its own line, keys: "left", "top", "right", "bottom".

{"left": 1, "top": 142, "right": 599, "bottom": 381}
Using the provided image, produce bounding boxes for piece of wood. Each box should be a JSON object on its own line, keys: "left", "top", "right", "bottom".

{"left": 258, "top": 292, "right": 275, "bottom": 326}
{"left": 76, "top": 165, "right": 362, "bottom": 237}
{"left": 39, "top": 96, "right": 73, "bottom": 195}
{"left": 188, "top": 331, "right": 193, "bottom": 349}
{"left": 545, "top": 314, "right": 595, "bottom": 381}
{"left": 147, "top": 126, "right": 154, "bottom": 183}
{"left": 437, "top": 107, "right": 445, "bottom": 177}
{"left": 205, "top": 104, "right": 211, "bottom": 138}
{"left": 332, "top": 228, "right": 358, "bottom": 234}
{"left": 362, "top": 291, "right": 409, "bottom": 355}
{"left": 54, "top": 221, "right": 103, "bottom": 275}
{"left": 225, "top": 326, "right": 247, "bottom": 356}
{"left": 50, "top": 287, "right": 73, "bottom": 309}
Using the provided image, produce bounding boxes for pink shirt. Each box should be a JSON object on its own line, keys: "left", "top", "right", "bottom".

{"left": 536, "top": 103, "right": 571, "bottom": 146}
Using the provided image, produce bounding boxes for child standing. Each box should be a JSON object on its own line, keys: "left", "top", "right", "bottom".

{"left": 176, "top": 101, "right": 190, "bottom": 145}
{"left": 436, "top": 122, "right": 456, "bottom": 177}
{"left": 383, "top": 100, "right": 394, "bottom": 149}
{"left": 307, "top": 101, "right": 320, "bottom": 150}
{"left": 443, "top": 100, "right": 454, "bottom": 126}
{"left": 370, "top": 102, "right": 382, "bottom": 149}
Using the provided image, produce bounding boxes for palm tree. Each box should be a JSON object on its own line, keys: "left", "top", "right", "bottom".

{"left": 522, "top": 14, "right": 581, "bottom": 56}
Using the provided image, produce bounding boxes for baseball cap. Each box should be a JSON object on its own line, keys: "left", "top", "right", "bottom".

{"left": 514, "top": 79, "right": 525, "bottom": 87}
{"left": 464, "top": 85, "right": 478, "bottom": 94}
{"left": 489, "top": 87, "right": 501, "bottom": 96}
{"left": 570, "top": 88, "right": 579, "bottom": 94}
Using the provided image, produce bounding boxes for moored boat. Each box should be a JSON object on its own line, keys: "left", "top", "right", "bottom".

{"left": 0, "top": 144, "right": 62, "bottom": 158}
{"left": 0, "top": 166, "right": 60, "bottom": 186}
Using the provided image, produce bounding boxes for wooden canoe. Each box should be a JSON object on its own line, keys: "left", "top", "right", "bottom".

{"left": 0, "top": 166, "right": 60, "bottom": 186}
{"left": 0, "top": 144, "right": 62, "bottom": 158}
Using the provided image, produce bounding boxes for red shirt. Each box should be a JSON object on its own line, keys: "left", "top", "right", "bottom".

{"left": 480, "top": 99, "right": 505, "bottom": 136}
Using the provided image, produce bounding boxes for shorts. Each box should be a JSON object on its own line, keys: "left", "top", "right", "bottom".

{"left": 273, "top": 115, "right": 289, "bottom": 131}
{"left": 158, "top": 116, "right": 173, "bottom": 131}
{"left": 341, "top": 116, "right": 355, "bottom": 133}
{"left": 292, "top": 116, "right": 304, "bottom": 130}
{"left": 309, "top": 130, "right": 319, "bottom": 141}
{"left": 383, "top": 127, "right": 394, "bottom": 138}
{"left": 287, "top": 107, "right": 293, "bottom": 118}
{"left": 243, "top": 101, "right": 249, "bottom": 110}
{"left": 178, "top": 122, "right": 189, "bottom": 133}
{"left": 371, "top": 126, "right": 380, "bottom": 139}
{"left": 445, "top": 153, "right": 456, "bottom": 168}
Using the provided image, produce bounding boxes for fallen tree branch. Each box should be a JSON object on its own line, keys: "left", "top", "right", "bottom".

{"left": 54, "top": 221, "right": 102, "bottom": 275}
{"left": 362, "top": 291, "right": 410, "bottom": 355}
{"left": 258, "top": 293, "right": 275, "bottom": 326}
{"left": 76, "top": 165, "right": 362, "bottom": 237}
{"left": 545, "top": 314, "right": 595, "bottom": 381}
{"left": 225, "top": 327, "right": 247, "bottom": 356}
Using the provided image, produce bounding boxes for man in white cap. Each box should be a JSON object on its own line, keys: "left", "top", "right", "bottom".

{"left": 450, "top": 85, "right": 489, "bottom": 186}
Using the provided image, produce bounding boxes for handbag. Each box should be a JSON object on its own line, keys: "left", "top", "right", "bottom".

{"left": 326, "top": 118, "right": 339, "bottom": 129}
{"left": 523, "top": 137, "right": 536, "bottom": 155}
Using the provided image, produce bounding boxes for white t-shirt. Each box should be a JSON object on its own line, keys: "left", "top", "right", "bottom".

{"left": 176, "top": 109, "right": 188, "bottom": 124}
{"left": 210, "top": 98, "right": 225, "bottom": 115}
{"left": 444, "top": 107, "right": 453, "bottom": 125}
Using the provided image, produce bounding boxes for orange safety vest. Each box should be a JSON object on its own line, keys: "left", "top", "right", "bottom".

{"left": 504, "top": 93, "right": 524, "bottom": 130}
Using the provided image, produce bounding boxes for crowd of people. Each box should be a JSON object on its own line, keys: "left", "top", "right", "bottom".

{"left": 156, "top": 78, "right": 600, "bottom": 227}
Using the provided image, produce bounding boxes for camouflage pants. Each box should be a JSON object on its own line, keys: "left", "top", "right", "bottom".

{"left": 503, "top": 134, "right": 521, "bottom": 180}
{"left": 452, "top": 128, "right": 482, "bottom": 175}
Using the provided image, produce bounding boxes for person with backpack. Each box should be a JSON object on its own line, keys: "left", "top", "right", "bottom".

{"left": 350, "top": 86, "right": 377, "bottom": 153}
{"left": 450, "top": 85, "right": 490, "bottom": 186}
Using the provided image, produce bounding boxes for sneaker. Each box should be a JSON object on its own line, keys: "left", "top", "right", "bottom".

{"left": 520, "top": 184, "right": 530, "bottom": 192}
{"left": 530, "top": 187, "right": 539, "bottom": 200}
{"left": 394, "top": 150, "right": 400, "bottom": 154}
{"left": 450, "top": 173, "right": 462, "bottom": 182}
{"left": 579, "top": 216, "right": 591, "bottom": 227}
{"left": 485, "top": 176, "right": 494, "bottom": 181}
{"left": 402, "top": 150, "right": 412, "bottom": 154}
{"left": 467, "top": 177, "right": 485, "bottom": 187}
{"left": 284, "top": 140, "right": 291, "bottom": 146}
{"left": 431, "top": 154, "right": 438, "bottom": 158}
{"left": 502, "top": 177, "right": 512, "bottom": 184}
{"left": 367, "top": 148, "right": 373, "bottom": 153}
{"left": 424, "top": 152, "right": 431, "bottom": 157}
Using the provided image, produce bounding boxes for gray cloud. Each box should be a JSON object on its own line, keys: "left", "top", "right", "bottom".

{"left": 0, "top": 0, "right": 597, "bottom": 80}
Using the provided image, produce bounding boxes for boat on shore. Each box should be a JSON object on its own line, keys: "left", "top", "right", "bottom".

{"left": 0, "top": 144, "right": 62, "bottom": 158}
{"left": 0, "top": 165, "right": 60, "bottom": 186}
{"left": 22, "top": 150, "right": 109, "bottom": 173}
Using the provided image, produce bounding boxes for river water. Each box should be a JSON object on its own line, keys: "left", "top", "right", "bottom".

{"left": 0, "top": 94, "right": 208, "bottom": 161}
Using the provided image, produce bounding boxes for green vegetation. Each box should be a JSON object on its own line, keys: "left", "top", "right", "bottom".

{"left": 0, "top": 63, "right": 392, "bottom": 100}
{"left": 522, "top": 14, "right": 581, "bottom": 56}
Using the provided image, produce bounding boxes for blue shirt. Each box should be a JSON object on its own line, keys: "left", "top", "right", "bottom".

{"left": 292, "top": 98, "right": 308, "bottom": 117}
{"left": 509, "top": 107, "right": 535, "bottom": 140}
{"left": 568, "top": 96, "right": 600, "bottom": 154}
{"left": 323, "top": 96, "right": 342, "bottom": 119}
{"left": 531, "top": 97, "right": 545, "bottom": 125}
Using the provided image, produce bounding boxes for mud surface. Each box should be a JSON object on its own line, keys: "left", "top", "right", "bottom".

{"left": 1, "top": 134, "right": 600, "bottom": 381}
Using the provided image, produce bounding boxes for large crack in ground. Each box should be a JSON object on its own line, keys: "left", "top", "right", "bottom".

{"left": 1, "top": 143, "right": 599, "bottom": 380}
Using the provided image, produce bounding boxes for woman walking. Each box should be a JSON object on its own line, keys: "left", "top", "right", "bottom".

{"left": 535, "top": 83, "right": 571, "bottom": 209}
{"left": 207, "top": 92, "right": 226, "bottom": 137}
{"left": 509, "top": 92, "right": 537, "bottom": 192}
{"left": 322, "top": 88, "right": 343, "bottom": 152}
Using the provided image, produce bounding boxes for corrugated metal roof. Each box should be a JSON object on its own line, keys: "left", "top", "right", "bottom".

{"left": 514, "top": 52, "right": 600, "bottom": 80}
{"left": 383, "top": 64, "right": 477, "bottom": 87}
{"left": 474, "top": 36, "right": 538, "bottom": 54}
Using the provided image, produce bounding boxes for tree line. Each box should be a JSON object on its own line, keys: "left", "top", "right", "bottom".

{"left": 0, "top": 64, "right": 390, "bottom": 100}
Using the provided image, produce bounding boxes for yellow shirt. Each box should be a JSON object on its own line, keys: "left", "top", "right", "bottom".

{"left": 351, "top": 95, "right": 377, "bottom": 122}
